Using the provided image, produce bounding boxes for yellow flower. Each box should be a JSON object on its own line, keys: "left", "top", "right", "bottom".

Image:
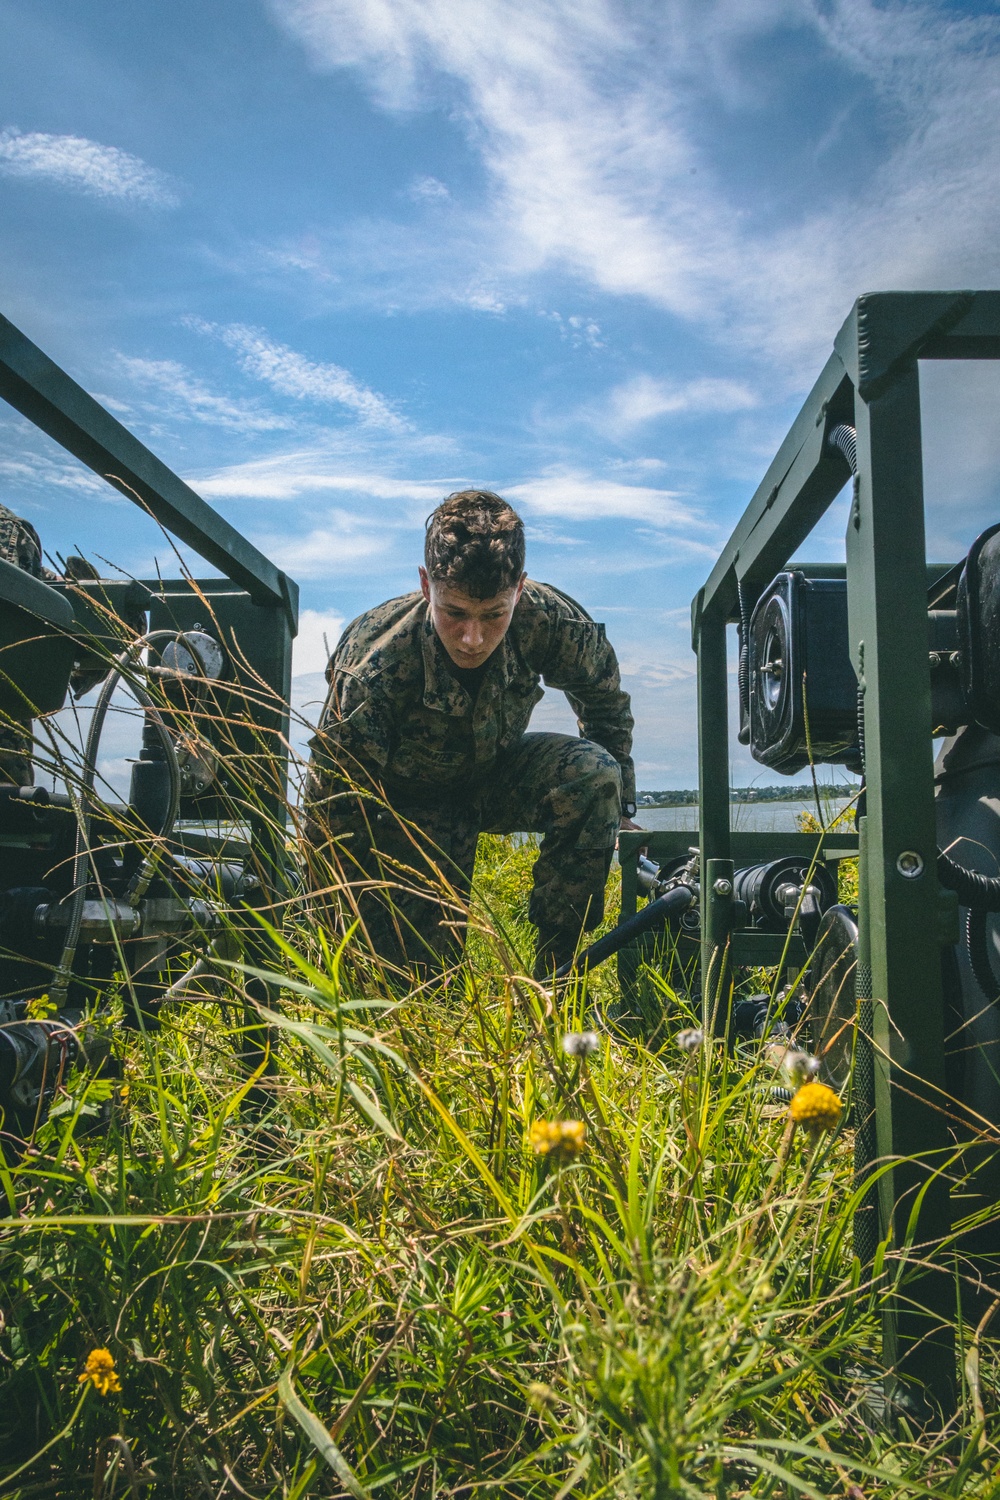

{"left": 788, "top": 1081, "right": 842, "bottom": 1137}
{"left": 78, "top": 1348, "right": 121, "bottom": 1397}
{"left": 529, "top": 1119, "right": 586, "bottom": 1159}
{"left": 526, "top": 1380, "right": 559, "bottom": 1410}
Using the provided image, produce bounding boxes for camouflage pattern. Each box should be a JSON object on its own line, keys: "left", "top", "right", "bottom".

{"left": 0, "top": 502, "right": 53, "bottom": 581}
{"left": 0, "top": 502, "right": 51, "bottom": 787}
{"left": 303, "top": 581, "right": 633, "bottom": 968}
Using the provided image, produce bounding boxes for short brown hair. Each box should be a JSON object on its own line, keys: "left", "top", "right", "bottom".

{"left": 424, "top": 490, "right": 525, "bottom": 599}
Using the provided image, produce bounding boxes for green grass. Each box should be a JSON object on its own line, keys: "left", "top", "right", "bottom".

{"left": 1, "top": 827, "right": 999, "bottom": 1497}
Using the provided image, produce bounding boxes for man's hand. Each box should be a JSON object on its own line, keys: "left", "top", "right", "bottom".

{"left": 617, "top": 816, "right": 648, "bottom": 858}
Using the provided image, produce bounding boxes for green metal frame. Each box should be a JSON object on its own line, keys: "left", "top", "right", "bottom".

{"left": 618, "top": 829, "right": 858, "bottom": 996}
{"left": 690, "top": 290, "right": 1000, "bottom": 1407}
{"left": 0, "top": 312, "right": 299, "bottom": 834}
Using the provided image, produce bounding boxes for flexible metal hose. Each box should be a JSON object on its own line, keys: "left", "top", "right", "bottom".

{"left": 829, "top": 423, "right": 858, "bottom": 476}
{"left": 737, "top": 577, "right": 751, "bottom": 735}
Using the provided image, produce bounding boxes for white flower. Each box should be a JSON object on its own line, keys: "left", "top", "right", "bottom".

{"left": 562, "top": 1030, "right": 600, "bottom": 1058}
{"left": 776, "top": 1047, "right": 821, "bottom": 1087}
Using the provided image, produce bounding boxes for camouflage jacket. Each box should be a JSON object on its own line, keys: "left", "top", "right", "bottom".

{"left": 309, "top": 580, "right": 635, "bottom": 807}
{"left": 0, "top": 502, "right": 54, "bottom": 578}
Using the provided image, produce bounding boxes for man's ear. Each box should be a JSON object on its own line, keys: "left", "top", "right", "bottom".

{"left": 419, "top": 565, "right": 431, "bottom": 603}
{"left": 514, "top": 571, "right": 527, "bottom": 603}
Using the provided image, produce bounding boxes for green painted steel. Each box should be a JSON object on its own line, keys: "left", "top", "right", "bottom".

{"left": 0, "top": 312, "right": 298, "bottom": 623}
{"left": 0, "top": 314, "right": 300, "bottom": 1059}
{"left": 686, "top": 290, "right": 1000, "bottom": 1411}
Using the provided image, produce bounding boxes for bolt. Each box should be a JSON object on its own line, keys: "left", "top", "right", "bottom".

{"left": 896, "top": 850, "right": 925, "bottom": 879}
{"left": 713, "top": 877, "right": 733, "bottom": 897}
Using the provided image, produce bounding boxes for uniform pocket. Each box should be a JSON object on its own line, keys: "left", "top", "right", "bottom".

{"left": 387, "top": 743, "right": 471, "bottom": 782}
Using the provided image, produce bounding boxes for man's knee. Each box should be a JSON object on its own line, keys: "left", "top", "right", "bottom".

{"left": 547, "top": 740, "right": 621, "bottom": 833}
{"left": 576, "top": 743, "right": 621, "bottom": 796}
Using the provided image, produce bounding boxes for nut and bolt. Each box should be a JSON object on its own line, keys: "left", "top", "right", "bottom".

{"left": 713, "top": 877, "right": 733, "bottom": 897}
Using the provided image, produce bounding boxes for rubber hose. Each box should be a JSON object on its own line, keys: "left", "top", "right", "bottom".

{"left": 937, "top": 849, "right": 1000, "bottom": 912}
{"left": 966, "top": 906, "right": 1000, "bottom": 1003}
{"left": 555, "top": 884, "right": 696, "bottom": 979}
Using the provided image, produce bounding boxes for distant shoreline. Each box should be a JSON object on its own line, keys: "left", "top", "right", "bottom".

{"left": 637, "top": 785, "right": 858, "bottom": 808}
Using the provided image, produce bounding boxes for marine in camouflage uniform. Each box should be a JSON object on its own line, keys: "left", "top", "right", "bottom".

{"left": 303, "top": 580, "right": 635, "bottom": 971}
{"left": 0, "top": 502, "right": 56, "bottom": 787}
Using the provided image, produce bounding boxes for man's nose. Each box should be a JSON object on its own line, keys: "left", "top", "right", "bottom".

{"left": 462, "top": 618, "right": 484, "bottom": 647}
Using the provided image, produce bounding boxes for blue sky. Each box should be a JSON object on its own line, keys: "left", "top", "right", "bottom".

{"left": 4, "top": 0, "right": 1000, "bottom": 788}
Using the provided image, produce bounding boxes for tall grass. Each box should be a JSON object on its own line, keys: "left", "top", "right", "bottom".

{"left": 0, "top": 624, "right": 998, "bottom": 1496}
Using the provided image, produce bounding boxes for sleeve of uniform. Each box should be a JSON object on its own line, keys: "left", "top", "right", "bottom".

{"left": 307, "top": 664, "right": 394, "bottom": 791}
{"left": 537, "top": 589, "right": 636, "bottom": 806}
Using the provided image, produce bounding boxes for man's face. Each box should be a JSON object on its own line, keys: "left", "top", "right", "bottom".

{"left": 419, "top": 566, "right": 526, "bottom": 669}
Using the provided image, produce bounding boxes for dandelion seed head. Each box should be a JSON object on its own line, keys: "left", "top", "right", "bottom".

{"left": 562, "top": 1030, "right": 599, "bottom": 1058}
{"left": 784, "top": 1049, "right": 820, "bottom": 1084}
{"left": 676, "top": 1027, "right": 704, "bottom": 1053}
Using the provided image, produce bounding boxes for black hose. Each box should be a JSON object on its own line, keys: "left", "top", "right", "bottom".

{"left": 555, "top": 884, "right": 696, "bottom": 979}
{"left": 965, "top": 906, "right": 1000, "bottom": 1003}
{"left": 937, "top": 849, "right": 1000, "bottom": 912}
{"left": 737, "top": 578, "right": 751, "bottom": 739}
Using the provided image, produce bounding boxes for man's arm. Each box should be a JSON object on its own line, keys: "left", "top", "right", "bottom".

{"left": 304, "top": 667, "right": 395, "bottom": 820}
{"left": 539, "top": 609, "right": 636, "bottom": 814}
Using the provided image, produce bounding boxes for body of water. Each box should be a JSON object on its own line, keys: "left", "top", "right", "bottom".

{"left": 633, "top": 800, "right": 851, "bottom": 833}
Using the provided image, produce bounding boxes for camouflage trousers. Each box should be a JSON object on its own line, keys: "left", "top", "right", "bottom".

{"left": 303, "top": 732, "right": 622, "bottom": 971}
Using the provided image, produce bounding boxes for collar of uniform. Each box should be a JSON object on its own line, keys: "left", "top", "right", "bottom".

{"left": 420, "top": 612, "right": 470, "bottom": 716}
{"left": 419, "top": 608, "right": 517, "bottom": 713}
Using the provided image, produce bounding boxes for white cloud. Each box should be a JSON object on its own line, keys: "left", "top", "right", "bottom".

{"left": 0, "top": 451, "right": 106, "bottom": 499}
{"left": 604, "top": 374, "right": 759, "bottom": 429}
{"left": 268, "top": 0, "right": 1000, "bottom": 374}
{"left": 117, "top": 356, "right": 292, "bottom": 434}
{"left": 0, "top": 127, "right": 178, "bottom": 207}
{"left": 508, "top": 471, "right": 707, "bottom": 531}
{"left": 192, "top": 451, "right": 452, "bottom": 504}
{"left": 407, "top": 174, "right": 450, "bottom": 201}
{"left": 185, "top": 317, "right": 407, "bottom": 430}
{"left": 540, "top": 310, "right": 603, "bottom": 350}
{"left": 293, "top": 606, "right": 346, "bottom": 675}
{"left": 254, "top": 510, "right": 401, "bottom": 577}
